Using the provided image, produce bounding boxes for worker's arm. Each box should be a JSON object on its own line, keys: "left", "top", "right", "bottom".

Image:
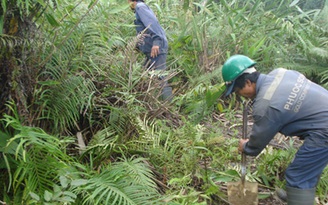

{"left": 243, "top": 113, "right": 282, "bottom": 156}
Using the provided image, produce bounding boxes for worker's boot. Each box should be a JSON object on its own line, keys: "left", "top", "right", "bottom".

{"left": 286, "top": 186, "right": 315, "bottom": 205}
{"left": 276, "top": 188, "right": 287, "bottom": 202}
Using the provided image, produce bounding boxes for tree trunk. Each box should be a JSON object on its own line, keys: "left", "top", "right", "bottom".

{"left": 0, "top": 2, "right": 39, "bottom": 125}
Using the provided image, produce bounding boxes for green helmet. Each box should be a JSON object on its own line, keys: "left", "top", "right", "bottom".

{"left": 221, "top": 55, "right": 256, "bottom": 96}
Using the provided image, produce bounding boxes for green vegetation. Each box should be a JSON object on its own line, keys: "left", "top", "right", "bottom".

{"left": 0, "top": 0, "right": 328, "bottom": 204}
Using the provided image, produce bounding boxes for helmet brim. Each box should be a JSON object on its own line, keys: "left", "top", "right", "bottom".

{"left": 224, "top": 80, "right": 236, "bottom": 97}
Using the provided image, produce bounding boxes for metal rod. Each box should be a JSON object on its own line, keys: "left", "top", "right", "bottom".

{"left": 241, "top": 101, "right": 249, "bottom": 186}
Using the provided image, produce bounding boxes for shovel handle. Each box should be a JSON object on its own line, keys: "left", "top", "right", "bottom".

{"left": 242, "top": 101, "right": 249, "bottom": 140}
{"left": 241, "top": 101, "right": 249, "bottom": 185}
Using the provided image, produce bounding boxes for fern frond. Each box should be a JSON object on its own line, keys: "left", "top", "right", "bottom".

{"left": 80, "top": 156, "right": 162, "bottom": 205}
{"left": 112, "top": 156, "right": 158, "bottom": 189}
{"left": 3, "top": 112, "right": 74, "bottom": 200}
{"left": 309, "top": 46, "right": 328, "bottom": 60}
{"left": 35, "top": 75, "right": 96, "bottom": 133}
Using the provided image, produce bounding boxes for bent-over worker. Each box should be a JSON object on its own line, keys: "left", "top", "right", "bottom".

{"left": 221, "top": 54, "right": 328, "bottom": 205}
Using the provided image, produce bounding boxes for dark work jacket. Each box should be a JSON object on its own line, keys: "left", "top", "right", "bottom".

{"left": 134, "top": 2, "right": 168, "bottom": 54}
{"left": 244, "top": 68, "right": 328, "bottom": 156}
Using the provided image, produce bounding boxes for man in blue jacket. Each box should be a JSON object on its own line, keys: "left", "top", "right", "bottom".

{"left": 221, "top": 54, "right": 328, "bottom": 205}
{"left": 129, "top": 0, "right": 172, "bottom": 101}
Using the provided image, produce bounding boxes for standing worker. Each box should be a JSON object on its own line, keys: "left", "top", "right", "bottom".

{"left": 221, "top": 54, "right": 328, "bottom": 205}
{"left": 128, "top": 0, "right": 172, "bottom": 101}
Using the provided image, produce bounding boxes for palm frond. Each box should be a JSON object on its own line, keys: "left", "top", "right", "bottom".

{"left": 79, "top": 157, "right": 162, "bottom": 205}
{"left": 112, "top": 156, "right": 158, "bottom": 189}
{"left": 2, "top": 108, "right": 74, "bottom": 200}
{"left": 309, "top": 46, "right": 328, "bottom": 62}
{"left": 35, "top": 75, "right": 96, "bottom": 133}
{"left": 84, "top": 128, "right": 126, "bottom": 166}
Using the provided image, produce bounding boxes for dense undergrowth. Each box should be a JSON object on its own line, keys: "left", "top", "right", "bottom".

{"left": 0, "top": 0, "right": 328, "bottom": 204}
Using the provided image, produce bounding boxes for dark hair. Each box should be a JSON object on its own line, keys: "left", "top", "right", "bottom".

{"left": 233, "top": 72, "right": 260, "bottom": 91}
{"left": 132, "top": 0, "right": 145, "bottom": 2}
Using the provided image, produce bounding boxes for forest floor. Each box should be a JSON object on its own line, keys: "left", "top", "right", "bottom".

{"left": 215, "top": 135, "right": 290, "bottom": 205}
{"left": 218, "top": 134, "right": 290, "bottom": 205}
{"left": 211, "top": 111, "right": 299, "bottom": 205}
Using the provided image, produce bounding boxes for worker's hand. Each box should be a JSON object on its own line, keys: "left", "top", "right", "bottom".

{"left": 238, "top": 138, "right": 249, "bottom": 153}
{"left": 151, "top": 45, "right": 160, "bottom": 58}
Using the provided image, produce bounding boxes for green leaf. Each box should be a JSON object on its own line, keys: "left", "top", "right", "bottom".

{"left": 30, "top": 192, "right": 40, "bottom": 201}
{"left": 214, "top": 169, "right": 240, "bottom": 182}
{"left": 62, "top": 191, "right": 77, "bottom": 199}
{"left": 58, "top": 196, "right": 75, "bottom": 202}
{"left": 183, "top": 0, "right": 189, "bottom": 11}
{"left": 44, "top": 190, "right": 53, "bottom": 202}
{"left": 0, "top": 131, "right": 12, "bottom": 152}
{"left": 1, "top": 0, "right": 6, "bottom": 13}
{"left": 71, "top": 179, "right": 88, "bottom": 186}
{"left": 260, "top": 174, "right": 270, "bottom": 187}
{"left": 45, "top": 14, "right": 60, "bottom": 27}
{"left": 60, "top": 175, "right": 69, "bottom": 188}
{"left": 258, "top": 193, "right": 271, "bottom": 199}
{"left": 107, "top": 4, "right": 130, "bottom": 14}
{"left": 38, "top": 80, "right": 61, "bottom": 86}
{"left": 289, "top": 0, "right": 300, "bottom": 7}
{"left": 35, "top": 0, "right": 46, "bottom": 7}
{"left": 0, "top": 15, "right": 4, "bottom": 34}
{"left": 217, "top": 103, "right": 224, "bottom": 113}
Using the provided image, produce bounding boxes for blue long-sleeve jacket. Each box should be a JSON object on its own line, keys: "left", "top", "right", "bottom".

{"left": 244, "top": 68, "right": 328, "bottom": 156}
{"left": 134, "top": 2, "right": 168, "bottom": 54}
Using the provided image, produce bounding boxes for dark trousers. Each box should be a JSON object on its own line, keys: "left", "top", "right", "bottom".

{"left": 144, "top": 53, "right": 172, "bottom": 101}
{"left": 285, "top": 133, "right": 328, "bottom": 189}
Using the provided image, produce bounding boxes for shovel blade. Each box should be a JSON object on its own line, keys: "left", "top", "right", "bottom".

{"left": 227, "top": 181, "right": 258, "bottom": 205}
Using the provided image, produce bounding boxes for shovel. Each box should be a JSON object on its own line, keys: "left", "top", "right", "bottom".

{"left": 227, "top": 101, "right": 258, "bottom": 205}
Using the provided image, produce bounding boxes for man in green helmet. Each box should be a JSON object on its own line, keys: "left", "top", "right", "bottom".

{"left": 221, "top": 54, "right": 328, "bottom": 205}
